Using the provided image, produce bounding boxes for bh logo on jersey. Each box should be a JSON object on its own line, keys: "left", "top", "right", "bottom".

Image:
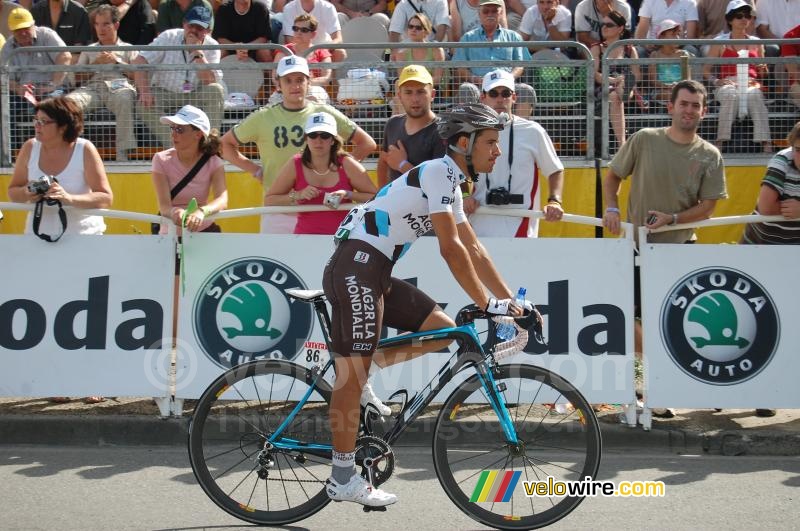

{"left": 660, "top": 267, "right": 779, "bottom": 385}
{"left": 193, "top": 258, "right": 313, "bottom": 368}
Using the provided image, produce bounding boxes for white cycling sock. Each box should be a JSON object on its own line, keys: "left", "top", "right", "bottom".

{"left": 332, "top": 450, "right": 356, "bottom": 485}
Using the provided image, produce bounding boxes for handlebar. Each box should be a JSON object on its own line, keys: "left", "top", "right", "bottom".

{"left": 456, "top": 304, "right": 545, "bottom": 344}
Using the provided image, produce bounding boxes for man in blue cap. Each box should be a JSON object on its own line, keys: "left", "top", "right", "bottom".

{"left": 133, "top": 5, "right": 224, "bottom": 148}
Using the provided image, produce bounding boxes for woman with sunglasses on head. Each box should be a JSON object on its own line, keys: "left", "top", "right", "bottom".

{"left": 273, "top": 13, "right": 333, "bottom": 99}
{"left": 391, "top": 13, "right": 445, "bottom": 88}
{"left": 590, "top": 9, "right": 641, "bottom": 148}
{"left": 265, "top": 112, "right": 376, "bottom": 235}
{"left": 703, "top": 0, "right": 772, "bottom": 153}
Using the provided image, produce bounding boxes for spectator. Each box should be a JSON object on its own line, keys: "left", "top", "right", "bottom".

{"left": 133, "top": 6, "right": 225, "bottom": 148}
{"left": 2, "top": 0, "right": 22, "bottom": 38}
{"left": 449, "top": 0, "right": 508, "bottom": 42}
{"left": 30, "top": 0, "right": 91, "bottom": 49}
{"left": 463, "top": 69, "right": 564, "bottom": 237}
{"left": 281, "top": 0, "right": 346, "bottom": 62}
{"left": 591, "top": 9, "right": 641, "bottom": 147}
{"left": 739, "top": 121, "right": 800, "bottom": 417}
{"left": 91, "top": 0, "right": 157, "bottom": 46}
{"left": 783, "top": 24, "right": 800, "bottom": 109}
{"left": 504, "top": 0, "right": 529, "bottom": 30}
{"left": 7, "top": 97, "right": 111, "bottom": 405}
{"left": 754, "top": 0, "right": 800, "bottom": 43}
{"left": 67, "top": 5, "right": 138, "bottom": 161}
{"left": 388, "top": 0, "right": 449, "bottom": 42}
{"left": 390, "top": 13, "right": 445, "bottom": 88}
{"left": 212, "top": 0, "right": 273, "bottom": 63}
{"left": 330, "top": 0, "right": 389, "bottom": 29}
{"left": 647, "top": 19, "right": 691, "bottom": 107}
{"left": 703, "top": 0, "right": 772, "bottom": 153}
{"left": 266, "top": 112, "right": 377, "bottom": 234}
{"left": 697, "top": 0, "right": 753, "bottom": 39}
{"left": 518, "top": 0, "right": 571, "bottom": 51}
{"left": 603, "top": 80, "right": 727, "bottom": 417}
{"left": 634, "top": 0, "right": 698, "bottom": 57}
{"left": 273, "top": 13, "right": 333, "bottom": 101}
{"left": 453, "top": 0, "right": 535, "bottom": 117}
{"left": 221, "top": 55, "right": 376, "bottom": 233}
{"left": 0, "top": 7, "right": 71, "bottom": 150}
{"left": 156, "top": 0, "right": 215, "bottom": 33}
{"left": 378, "top": 65, "right": 445, "bottom": 186}
{"left": 574, "top": 0, "right": 632, "bottom": 49}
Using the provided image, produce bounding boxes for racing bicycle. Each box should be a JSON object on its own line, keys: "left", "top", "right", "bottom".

{"left": 188, "top": 288, "right": 602, "bottom": 530}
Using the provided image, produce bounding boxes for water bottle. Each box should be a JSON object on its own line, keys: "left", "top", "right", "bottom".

{"left": 496, "top": 287, "right": 526, "bottom": 341}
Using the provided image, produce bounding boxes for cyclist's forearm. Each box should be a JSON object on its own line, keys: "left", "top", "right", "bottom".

{"left": 468, "top": 245, "right": 513, "bottom": 300}
{"left": 441, "top": 244, "right": 490, "bottom": 309}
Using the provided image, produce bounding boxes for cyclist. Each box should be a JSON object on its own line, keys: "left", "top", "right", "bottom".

{"left": 323, "top": 103, "right": 530, "bottom": 508}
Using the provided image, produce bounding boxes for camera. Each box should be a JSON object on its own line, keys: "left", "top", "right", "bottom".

{"left": 323, "top": 192, "right": 342, "bottom": 209}
{"left": 486, "top": 187, "right": 524, "bottom": 206}
{"left": 27, "top": 175, "right": 55, "bottom": 195}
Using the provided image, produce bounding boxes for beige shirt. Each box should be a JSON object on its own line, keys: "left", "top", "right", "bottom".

{"left": 609, "top": 127, "right": 727, "bottom": 244}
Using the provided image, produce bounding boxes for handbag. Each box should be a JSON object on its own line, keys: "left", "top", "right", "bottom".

{"left": 151, "top": 153, "right": 212, "bottom": 234}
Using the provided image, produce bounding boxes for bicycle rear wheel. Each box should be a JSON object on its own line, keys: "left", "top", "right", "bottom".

{"left": 188, "top": 359, "right": 333, "bottom": 525}
{"left": 432, "top": 363, "right": 601, "bottom": 530}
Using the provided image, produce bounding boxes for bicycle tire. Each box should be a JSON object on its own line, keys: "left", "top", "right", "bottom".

{"left": 432, "top": 363, "right": 602, "bottom": 530}
{"left": 188, "top": 359, "right": 334, "bottom": 526}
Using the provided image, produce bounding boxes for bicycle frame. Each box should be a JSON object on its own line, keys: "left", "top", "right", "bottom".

{"left": 266, "top": 297, "right": 521, "bottom": 455}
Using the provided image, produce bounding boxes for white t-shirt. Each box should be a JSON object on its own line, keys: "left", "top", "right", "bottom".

{"left": 755, "top": 0, "right": 800, "bottom": 38}
{"left": 389, "top": 0, "right": 450, "bottom": 40}
{"left": 519, "top": 4, "right": 572, "bottom": 40}
{"left": 639, "top": 0, "right": 699, "bottom": 38}
{"left": 469, "top": 116, "right": 564, "bottom": 238}
{"left": 139, "top": 29, "right": 222, "bottom": 93}
{"left": 282, "top": 0, "right": 341, "bottom": 43}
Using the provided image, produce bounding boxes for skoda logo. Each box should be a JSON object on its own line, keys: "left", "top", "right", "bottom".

{"left": 660, "top": 267, "right": 779, "bottom": 385}
{"left": 193, "top": 257, "right": 313, "bottom": 368}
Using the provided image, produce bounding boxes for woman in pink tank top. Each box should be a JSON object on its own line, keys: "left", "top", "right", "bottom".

{"left": 266, "top": 112, "right": 377, "bottom": 235}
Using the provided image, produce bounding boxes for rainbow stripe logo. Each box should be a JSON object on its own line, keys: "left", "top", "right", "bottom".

{"left": 470, "top": 470, "right": 522, "bottom": 503}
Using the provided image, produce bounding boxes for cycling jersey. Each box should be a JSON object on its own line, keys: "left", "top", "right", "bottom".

{"left": 339, "top": 154, "right": 469, "bottom": 262}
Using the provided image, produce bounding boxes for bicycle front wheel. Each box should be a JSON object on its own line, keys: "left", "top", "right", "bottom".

{"left": 432, "top": 363, "right": 602, "bottom": 530}
{"left": 188, "top": 360, "right": 333, "bottom": 526}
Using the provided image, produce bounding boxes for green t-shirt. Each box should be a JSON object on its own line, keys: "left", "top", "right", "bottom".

{"left": 232, "top": 102, "right": 357, "bottom": 193}
{"left": 609, "top": 127, "right": 727, "bottom": 244}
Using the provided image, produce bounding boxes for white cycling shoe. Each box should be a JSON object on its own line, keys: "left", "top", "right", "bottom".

{"left": 361, "top": 381, "right": 392, "bottom": 416}
{"left": 326, "top": 474, "right": 398, "bottom": 507}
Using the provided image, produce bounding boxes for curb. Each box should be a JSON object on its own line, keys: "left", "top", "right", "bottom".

{"left": 2, "top": 415, "right": 798, "bottom": 455}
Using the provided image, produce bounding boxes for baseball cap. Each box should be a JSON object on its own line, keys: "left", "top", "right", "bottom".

{"left": 304, "top": 112, "right": 337, "bottom": 136}
{"left": 184, "top": 5, "right": 212, "bottom": 28}
{"left": 8, "top": 7, "right": 35, "bottom": 32}
{"left": 655, "top": 19, "right": 681, "bottom": 36}
{"left": 482, "top": 69, "right": 515, "bottom": 93}
{"left": 276, "top": 55, "right": 310, "bottom": 78}
{"left": 160, "top": 105, "right": 211, "bottom": 136}
{"left": 726, "top": 0, "right": 752, "bottom": 15}
{"left": 398, "top": 64, "right": 433, "bottom": 87}
{"left": 479, "top": 0, "right": 504, "bottom": 6}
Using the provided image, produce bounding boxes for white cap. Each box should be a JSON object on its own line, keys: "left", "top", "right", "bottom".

{"left": 304, "top": 112, "right": 337, "bottom": 136}
{"left": 726, "top": 0, "right": 751, "bottom": 15}
{"left": 276, "top": 55, "right": 310, "bottom": 78}
{"left": 482, "top": 69, "right": 515, "bottom": 93}
{"left": 655, "top": 18, "right": 681, "bottom": 36}
{"left": 159, "top": 105, "right": 211, "bottom": 136}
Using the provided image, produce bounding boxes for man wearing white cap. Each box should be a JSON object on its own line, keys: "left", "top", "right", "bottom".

{"left": 221, "top": 54, "right": 376, "bottom": 234}
{"left": 464, "top": 69, "right": 564, "bottom": 237}
{"left": 133, "top": 5, "right": 224, "bottom": 148}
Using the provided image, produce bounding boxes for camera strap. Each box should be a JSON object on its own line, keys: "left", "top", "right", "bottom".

{"left": 32, "top": 198, "right": 67, "bottom": 243}
{"left": 506, "top": 117, "right": 514, "bottom": 191}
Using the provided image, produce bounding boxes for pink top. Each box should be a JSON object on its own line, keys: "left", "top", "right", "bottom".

{"left": 293, "top": 154, "right": 352, "bottom": 235}
{"left": 152, "top": 149, "right": 224, "bottom": 234}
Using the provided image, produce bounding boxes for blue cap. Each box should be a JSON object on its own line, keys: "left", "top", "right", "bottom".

{"left": 184, "top": 6, "right": 212, "bottom": 28}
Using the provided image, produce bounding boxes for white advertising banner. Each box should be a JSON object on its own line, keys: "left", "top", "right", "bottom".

{"left": 640, "top": 243, "right": 800, "bottom": 408}
{"left": 176, "top": 233, "right": 635, "bottom": 403}
{"left": 0, "top": 235, "right": 175, "bottom": 397}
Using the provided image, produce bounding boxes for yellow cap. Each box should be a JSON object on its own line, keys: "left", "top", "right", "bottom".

{"left": 397, "top": 64, "right": 433, "bottom": 87}
{"left": 8, "top": 7, "right": 35, "bottom": 32}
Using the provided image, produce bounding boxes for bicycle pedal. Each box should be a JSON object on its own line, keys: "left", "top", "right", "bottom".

{"left": 363, "top": 505, "right": 388, "bottom": 513}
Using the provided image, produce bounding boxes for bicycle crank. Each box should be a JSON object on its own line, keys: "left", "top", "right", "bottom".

{"left": 355, "top": 435, "right": 395, "bottom": 487}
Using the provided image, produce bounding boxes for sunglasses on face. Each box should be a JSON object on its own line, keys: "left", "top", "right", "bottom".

{"left": 602, "top": 21, "right": 620, "bottom": 28}
{"left": 407, "top": 23, "right": 424, "bottom": 30}
{"left": 170, "top": 125, "right": 193, "bottom": 134}
{"left": 32, "top": 117, "right": 56, "bottom": 127}
{"left": 292, "top": 25, "right": 314, "bottom": 33}
{"left": 487, "top": 88, "right": 513, "bottom": 98}
{"left": 731, "top": 12, "right": 753, "bottom": 19}
{"left": 307, "top": 131, "right": 333, "bottom": 140}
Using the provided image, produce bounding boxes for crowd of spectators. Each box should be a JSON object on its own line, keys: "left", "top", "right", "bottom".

{"left": 1, "top": 0, "right": 799, "bottom": 159}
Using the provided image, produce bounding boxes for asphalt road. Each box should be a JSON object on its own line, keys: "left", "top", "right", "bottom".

{"left": 1, "top": 445, "right": 798, "bottom": 530}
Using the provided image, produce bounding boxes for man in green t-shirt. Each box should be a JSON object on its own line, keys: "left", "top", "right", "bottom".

{"left": 602, "top": 79, "right": 727, "bottom": 417}
{"left": 221, "top": 55, "right": 376, "bottom": 233}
